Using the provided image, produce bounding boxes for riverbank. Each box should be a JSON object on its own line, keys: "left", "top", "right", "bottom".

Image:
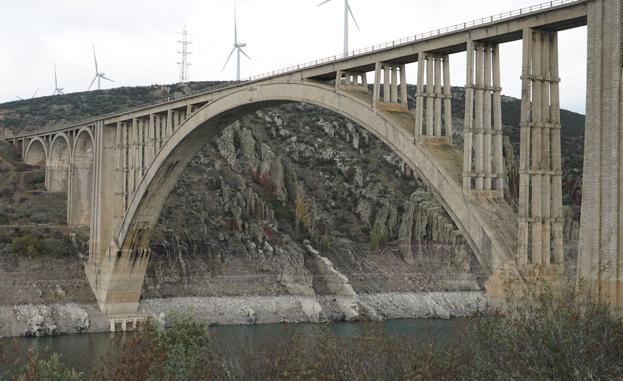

{"left": 0, "top": 291, "right": 488, "bottom": 338}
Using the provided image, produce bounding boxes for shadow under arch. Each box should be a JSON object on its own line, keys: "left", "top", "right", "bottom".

{"left": 47, "top": 133, "right": 72, "bottom": 192}
{"left": 68, "top": 128, "right": 95, "bottom": 226}
{"left": 92, "top": 81, "right": 518, "bottom": 313}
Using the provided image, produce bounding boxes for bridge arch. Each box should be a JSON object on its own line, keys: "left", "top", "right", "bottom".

{"left": 46, "top": 133, "right": 71, "bottom": 192}
{"left": 24, "top": 137, "right": 47, "bottom": 167}
{"left": 68, "top": 128, "right": 95, "bottom": 226}
{"left": 116, "top": 81, "right": 516, "bottom": 274}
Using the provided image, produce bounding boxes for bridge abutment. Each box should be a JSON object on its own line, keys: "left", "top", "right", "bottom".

{"left": 579, "top": 0, "right": 623, "bottom": 312}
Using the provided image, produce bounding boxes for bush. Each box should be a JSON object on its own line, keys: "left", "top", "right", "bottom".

{"left": 2, "top": 350, "right": 83, "bottom": 381}
{"left": 92, "top": 315, "right": 222, "bottom": 381}
{"left": 467, "top": 279, "right": 623, "bottom": 380}
{"left": 9, "top": 231, "right": 74, "bottom": 257}
{"left": 10, "top": 233, "right": 44, "bottom": 256}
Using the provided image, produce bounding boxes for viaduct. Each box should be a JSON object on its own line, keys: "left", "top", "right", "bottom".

{"left": 3, "top": 0, "right": 620, "bottom": 316}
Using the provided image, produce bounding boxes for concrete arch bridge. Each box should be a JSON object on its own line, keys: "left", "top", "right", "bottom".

{"left": 4, "top": 0, "right": 621, "bottom": 315}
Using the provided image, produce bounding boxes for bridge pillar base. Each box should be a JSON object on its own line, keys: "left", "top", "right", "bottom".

{"left": 86, "top": 243, "right": 150, "bottom": 315}
{"left": 485, "top": 263, "right": 567, "bottom": 309}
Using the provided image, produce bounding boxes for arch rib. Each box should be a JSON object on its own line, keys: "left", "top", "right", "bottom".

{"left": 89, "top": 81, "right": 518, "bottom": 314}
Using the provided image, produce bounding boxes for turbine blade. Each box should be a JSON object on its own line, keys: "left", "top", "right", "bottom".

{"left": 347, "top": 3, "right": 360, "bottom": 31}
{"left": 31, "top": 88, "right": 39, "bottom": 99}
{"left": 239, "top": 48, "right": 251, "bottom": 61}
{"left": 54, "top": 64, "right": 58, "bottom": 88}
{"left": 221, "top": 47, "right": 236, "bottom": 73}
{"left": 88, "top": 76, "right": 97, "bottom": 90}
{"left": 15, "top": 95, "right": 24, "bottom": 101}
{"left": 92, "top": 45, "right": 99, "bottom": 73}
{"left": 234, "top": 2, "right": 238, "bottom": 45}
{"left": 101, "top": 75, "right": 114, "bottom": 82}
{"left": 317, "top": 0, "right": 332, "bottom": 6}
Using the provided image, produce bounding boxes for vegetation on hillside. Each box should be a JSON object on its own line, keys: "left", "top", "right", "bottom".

{"left": 0, "top": 82, "right": 229, "bottom": 134}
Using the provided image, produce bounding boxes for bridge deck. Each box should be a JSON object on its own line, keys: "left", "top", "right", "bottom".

{"left": 2, "top": 0, "right": 587, "bottom": 140}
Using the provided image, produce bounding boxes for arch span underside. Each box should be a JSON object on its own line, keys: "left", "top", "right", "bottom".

{"left": 88, "top": 81, "right": 518, "bottom": 314}
{"left": 24, "top": 138, "right": 47, "bottom": 167}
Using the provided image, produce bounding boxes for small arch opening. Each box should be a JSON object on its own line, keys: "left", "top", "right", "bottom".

{"left": 47, "top": 136, "right": 71, "bottom": 192}
{"left": 24, "top": 139, "right": 46, "bottom": 167}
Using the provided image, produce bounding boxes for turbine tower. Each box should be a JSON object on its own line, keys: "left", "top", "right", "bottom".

{"left": 177, "top": 24, "right": 192, "bottom": 82}
{"left": 318, "top": 0, "right": 360, "bottom": 56}
{"left": 222, "top": 3, "right": 251, "bottom": 81}
{"left": 88, "top": 45, "right": 114, "bottom": 91}
{"left": 52, "top": 64, "right": 64, "bottom": 95}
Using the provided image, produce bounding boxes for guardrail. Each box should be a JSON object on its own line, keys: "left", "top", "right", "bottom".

{"left": 244, "top": 0, "right": 583, "bottom": 82}
{"left": 5, "top": 0, "right": 584, "bottom": 138}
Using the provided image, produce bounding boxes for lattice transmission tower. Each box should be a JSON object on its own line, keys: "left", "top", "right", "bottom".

{"left": 177, "top": 25, "right": 192, "bottom": 82}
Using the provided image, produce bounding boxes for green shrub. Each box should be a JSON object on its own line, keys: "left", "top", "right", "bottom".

{"left": 9, "top": 232, "right": 73, "bottom": 257}
{"left": 10, "top": 232, "right": 44, "bottom": 256}
{"left": 3, "top": 350, "right": 83, "bottom": 381}
{"left": 0, "top": 141, "right": 16, "bottom": 161}
{"left": 93, "top": 315, "right": 221, "bottom": 381}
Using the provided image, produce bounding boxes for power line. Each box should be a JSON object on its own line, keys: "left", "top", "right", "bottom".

{"left": 177, "top": 24, "right": 192, "bottom": 82}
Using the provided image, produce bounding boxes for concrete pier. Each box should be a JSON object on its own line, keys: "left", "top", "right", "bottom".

{"left": 518, "top": 29, "right": 563, "bottom": 267}
{"left": 578, "top": 0, "right": 623, "bottom": 312}
{"left": 463, "top": 42, "right": 503, "bottom": 197}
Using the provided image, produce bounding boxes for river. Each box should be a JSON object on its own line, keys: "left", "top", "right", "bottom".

{"left": 0, "top": 318, "right": 465, "bottom": 375}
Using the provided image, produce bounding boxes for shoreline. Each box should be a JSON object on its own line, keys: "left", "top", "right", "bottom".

{"left": 0, "top": 291, "right": 488, "bottom": 338}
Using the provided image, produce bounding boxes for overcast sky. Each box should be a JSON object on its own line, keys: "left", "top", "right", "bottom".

{"left": 0, "top": 0, "right": 587, "bottom": 113}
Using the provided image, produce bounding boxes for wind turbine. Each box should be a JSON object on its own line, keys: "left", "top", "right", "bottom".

{"left": 52, "top": 64, "right": 64, "bottom": 95}
{"left": 88, "top": 45, "right": 114, "bottom": 91}
{"left": 15, "top": 88, "right": 39, "bottom": 101}
{"left": 221, "top": 4, "right": 251, "bottom": 81}
{"left": 318, "top": 0, "right": 360, "bottom": 56}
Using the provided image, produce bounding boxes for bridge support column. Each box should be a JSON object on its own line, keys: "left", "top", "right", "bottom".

{"left": 518, "top": 29, "right": 563, "bottom": 267}
{"left": 463, "top": 42, "right": 504, "bottom": 198}
{"left": 166, "top": 109, "right": 173, "bottom": 141}
{"left": 416, "top": 53, "right": 452, "bottom": 143}
{"left": 87, "top": 121, "right": 148, "bottom": 315}
{"left": 373, "top": 62, "right": 408, "bottom": 112}
{"left": 154, "top": 114, "right": 162, "bottom": 151}
{"left": 336, "top": 70, "right": 368, "bottom": 92}
{"left": 578, "top": 0, "right": 623, "bottom": 312}
{"left": 114, "top": 122, "right": 129, "bottom": 232}
{"left": 146, "top": 114, "right": 155, "bottom": 168}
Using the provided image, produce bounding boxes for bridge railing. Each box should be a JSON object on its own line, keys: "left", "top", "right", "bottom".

{"left": 244, "top": 0, "right": 583, "bottom": 82}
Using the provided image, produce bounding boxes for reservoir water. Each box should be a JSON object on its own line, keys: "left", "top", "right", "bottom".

{"left": 0, "top": 318, "right": 465, "bottom": 375}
